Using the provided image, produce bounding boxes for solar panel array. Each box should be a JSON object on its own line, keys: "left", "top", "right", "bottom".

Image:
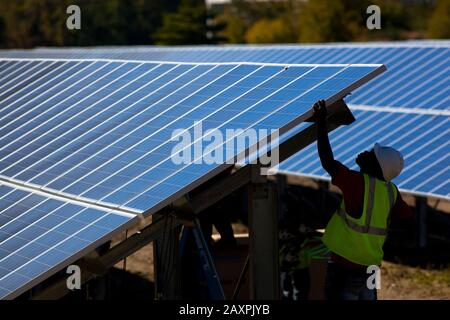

{"left": 10, "top": 42, "right": 447, "bottom": 199}
{"left": 0, "top": 56, "right": 383, "bottom": 298}
{"left": 0, "top": 182, "right": 136, "bottom": 299}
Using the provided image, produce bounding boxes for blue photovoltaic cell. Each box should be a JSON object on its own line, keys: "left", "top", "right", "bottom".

{"left": 2, "top": 42, "right": 447, "bottom": 110}
{"left": 278, "top": 110, "right": 450, "bottom": 198}
{"left": 0, "top": 183, "right": 136, "bottom": 300}
{"left": 0, "top": 59, "right": 383, "bottom": 212}
{"left": 0, "top": 57, "right": 383, "bottom": 298}
{"left": 1, "top": 42, "right": 447, "bottom": 198}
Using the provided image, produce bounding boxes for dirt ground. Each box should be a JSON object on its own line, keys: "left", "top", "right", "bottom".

{"left": 113, "top": 241, "right": 449, "bottom": 300}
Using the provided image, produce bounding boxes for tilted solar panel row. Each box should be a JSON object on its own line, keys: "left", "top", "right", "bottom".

{"left": 2, "top": 43, "right": 447, "bottom": 110}
{"left": 0, "top": 182, "right": 136, "bottom": 300}
{"left": 0, "top": 58, "right": 383, "bottom": 298}
{"left": 0, "top": 59, "right": 383, "bottom": 213}
{"left": 10, "top": 43, "right": 446, "bottom": 198}
{"left": 277, "top": 109, "right": 449, "bottom": 197}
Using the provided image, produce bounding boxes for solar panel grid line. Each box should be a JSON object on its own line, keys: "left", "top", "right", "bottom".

{"left": 309, "top": 113, "right": 426, "bottom": 174}
{"left": 323, "top": 48, "right": 361, "bottom": 64}
{"left": 372, "top": 53, "right": 449, "bottom": 106}
{"left": 416, "top": 84, "right": 450, "bottom": 109}
{"left": 273, "top": 169, "right": 449, "bottom": 200}
{"left": 126, "top": 66, "right": 384, "bottom": 215}
{"left": 345, "top": 48, "right": 418, "bottom": 100}
{"left": 402, "top": 155, "right": 450, "bottom": 192}
{"left": 345, "top": 117, "right": 449, "bottom": 175}
{"left": 351, "top": 48, "right": 438, "bottom": 101}
{"left": 0, "top": 61, "right": 15, "bottom": 74}
{"left": 0, "top": 61, "right": 107, "bottom": 134}
{"left": 0, "top": 61, "right": 33, "bottom": 88}
{"left": 0, "top": 57, "right": 384, "bottom": 68}
{"left": 0, "top": 194, "right": 125, "bottom": 257}
{"left": 0, "top": 61, "right": 80, "bottom": 106}
{"left": 115, "top": 65, "right": 383, "bottom": 212}
{"left": 349, "top": 104, "right": 450, "bottom": 116}
{"left": 306, "top": 112, "right": 439, "bottom": 176}
{"left": 28, "top": 63, "right": 243, "bottom": 193}
{"left": 353, "top": 47, "right": 385, "bottom": 62}
{"left": 434, "top": 90, "right": 450, "bottom": 109}
{"left": 410, "top": 157, "right": 449, "bottom": 190}
{"left": 0, "top": 61, "right": 33, "bottom": 81}
{"left": 6, "top": 62, "right": 176, "bottom": 180}
{"left": 0, "top": 61, "right": 60, "bottom": 100}
{"left": 326, "top": 48, "right": 360, "bottom": 64}
{"left": 395, "top": 121, "right": 449, "bottom": 163}
{"left": 0, "top": 61, "right": 58, "bottom": 99}
{"left": 50, "top": 63, "right": 268, "bottom": 198}
{"left": 0, "top": 61, "right": 136, "bottom": 164}
{"left": 429, "top": 178, "right": 450, "bottom": 195}
{"left": 0, "top": 194, "right": 107, "bottom": 240}
{"left": 18, "top": 63, "right": 316, "bottom": 211}
{"left": 0, "top": 177, "right": 141, "bottom": 216}
{"left": 274, "top": 112, "right": 380, "bottom": 171}
{"left": 280, "top": 108, "right": 436, "bottom": 173}
{"left": 65, "top": 64, "right": 308, "bottom": 205}
{"left": 10, "top": 63, "right": 214, "bottom": 182}
{"left": 382, "top": 65, "right": 450, "bottom": 107}
{"left": 287, "top": 115, "right": 448, "bottom": 191}
{"left": 0, "top": 62, "right": 168, "bottom": 131}
{"left": 0, "top": 61, "right": 98, "bottom": 120}
{"left": 0, "top": 61, "right": 52, "bottom": 92}
{"left": 288, "top": 113, "right": 387, "bottom": 170}
{"left": 396, "top": 136, "right": 450, "bottom": 184}
{"left": 1, "top": 46, "right": 448, "bottom": 200}
{"left": 309, "top": 48, "right": 339, "bottom": 63}
{"left": 0, "top": 184, "right": 137, "bottom": 280}
{"left": 299, "top": 47, "right": 329, "bottom": 62}
{"left": 0, "top": 189, "right": 19, "bottom": 213}
{"left": 0, "top": 212, "right": 137, "bottom": 300}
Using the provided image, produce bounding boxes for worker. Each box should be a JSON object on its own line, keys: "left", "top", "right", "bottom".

{"left": 311, "top": 100, "right": 413, "bottom": 300}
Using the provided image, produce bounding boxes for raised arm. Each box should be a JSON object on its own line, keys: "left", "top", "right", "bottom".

{"left": 312, "top": 100, "right": 338, "bottom": 177}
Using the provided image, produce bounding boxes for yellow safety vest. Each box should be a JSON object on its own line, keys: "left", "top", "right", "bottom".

{"left": 322, "top": 174, "right": 397, "bottom": 266}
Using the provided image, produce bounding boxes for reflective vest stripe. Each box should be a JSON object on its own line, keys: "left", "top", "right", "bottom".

{"left": 336, "top": 207, "right": 387, "bottom": 235}
{"left": 364, "top": 176, "right": 376, "bottom": 232}
{"left": 336, "top": 177, "right": 395, "bottom": 236}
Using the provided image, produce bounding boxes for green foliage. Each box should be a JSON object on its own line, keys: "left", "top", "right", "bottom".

{"left": 245, "top": 18, "right": 296, "bottom": 44}
{"left": 0, "top": 0, "right": 448, "bottom": 48}
{"left": 153, "top": 0, "right": 209, "bottom": 45}
{"left": 428, "top": 0, "right": 450, "bottom": 38}
{"left": 0, "top": 0, "right": 179, "bottom": 48}
{"left": 218, "top": 0, "right": 295, "bottom": 43}
{"left": 298, "top": 0, "right": 366, "bottom": 43}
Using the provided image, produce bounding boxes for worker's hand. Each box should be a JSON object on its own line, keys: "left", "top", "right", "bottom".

{"left": 312, "top": 100, "right": 327, "bottom": 122}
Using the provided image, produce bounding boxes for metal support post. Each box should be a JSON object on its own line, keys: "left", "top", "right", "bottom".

{"left": 247, "top": 166, "right": 279, "bottom": 300}
{"left": 415, "top": 197, "right": 427, "bottom": 248}
{"left": 153, "top": 212, "right": 182, "bottom": 300}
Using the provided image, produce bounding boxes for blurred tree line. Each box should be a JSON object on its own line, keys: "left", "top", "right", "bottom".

{"left": 0, "top": 0, "right": 448, "bottom": 48}
{"left": 219, "top": 0, "right": 450, "bottom": 44}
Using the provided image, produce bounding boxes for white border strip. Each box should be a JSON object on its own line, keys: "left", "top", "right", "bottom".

{"left": 0, "top": 175, "right": 141, "bottom": 217}
{"left": 0, "top": 57, "right": 383, "bottom": 68}
{"left": 349, "top": 104, "right": 450, "bottom": 116}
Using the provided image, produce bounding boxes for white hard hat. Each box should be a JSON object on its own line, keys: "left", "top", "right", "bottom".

{"left": 374, "top": 143, "right": 404, "bottom": 181}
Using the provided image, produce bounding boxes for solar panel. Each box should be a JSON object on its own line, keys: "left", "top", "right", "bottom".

{"left": 277, "top": 109, "right": 450, "bottom": 198}
{"left": 0, "top": 59, "right": 384, "bottom": 214}
{"left": 12, "top": 42, "right": 448, "bottom": 111}
{"left": 11, "top": 42, "right": 447, "bottom": 199}
{"left": 0, "top": 57, "right": 384, "bottom": 298}
{"left": 0, "top": 181, "right": 137, "bottom": 300}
